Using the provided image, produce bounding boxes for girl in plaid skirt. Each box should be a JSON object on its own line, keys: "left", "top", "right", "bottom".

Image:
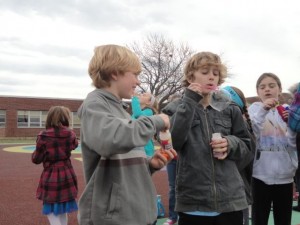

{"left": 32, "top": 106, "right": 78, "bottom": 225}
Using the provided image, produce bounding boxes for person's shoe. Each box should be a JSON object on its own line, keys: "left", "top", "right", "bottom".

{"left": 163, "top": 219, "right": 177, "bottom": 225}
{"left": 293, "top": 205, "right": 300, "bottom": 212}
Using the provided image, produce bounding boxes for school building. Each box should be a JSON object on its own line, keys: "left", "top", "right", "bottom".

{"left": 0, "top": 95, "right": 82, "bottom": 138}
{"left": 0, "top": 93, "right": 293, "bottom": 138}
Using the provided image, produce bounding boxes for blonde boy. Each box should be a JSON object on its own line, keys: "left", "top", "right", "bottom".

{"left": 77, "top": 45, "right": 176, "bottom": 225}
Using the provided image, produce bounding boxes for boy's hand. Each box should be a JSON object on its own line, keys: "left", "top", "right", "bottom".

{"left": 187, "top": 83, "right": 203, "bottom": 95}
{"left": 157, "top": 114, "right": 170, "bottom": 130}
{"left": 210, "top": 137, "right": 228, "bottom": 160}
{"left": 150, "top": 149, "right": 177, "bottom": 169}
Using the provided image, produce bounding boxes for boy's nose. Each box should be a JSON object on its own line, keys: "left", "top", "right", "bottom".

{"left": 208, "top": 72, "right": 215, "bottom": 79}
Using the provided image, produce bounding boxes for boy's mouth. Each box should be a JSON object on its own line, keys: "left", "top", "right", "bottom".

{"left": 206, "top": 84, "right": 217, "bottom": 90}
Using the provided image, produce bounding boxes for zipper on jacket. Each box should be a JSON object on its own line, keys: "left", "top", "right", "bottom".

{"left": 204, "top": 109, "right": 218, "bottom": 210}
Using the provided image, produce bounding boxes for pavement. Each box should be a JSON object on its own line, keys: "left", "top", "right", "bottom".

{"left": 1, "top": 144, "right": 300, "bottom": 225}
{"left": 0, "top": 144, "right": 169, "bottom": 225}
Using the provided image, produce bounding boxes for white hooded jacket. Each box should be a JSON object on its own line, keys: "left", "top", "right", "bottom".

{"left": 249, "top": 102, "right": 297, "bottom": 185}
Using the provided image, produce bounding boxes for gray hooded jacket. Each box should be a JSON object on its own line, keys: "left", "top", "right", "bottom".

{"left": 77, "top": 89, "right": 164, "bottom": 225}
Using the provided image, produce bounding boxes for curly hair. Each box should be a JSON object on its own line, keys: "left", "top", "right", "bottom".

{"left": 182, "top": 52, "right": 227, "bottom": 87}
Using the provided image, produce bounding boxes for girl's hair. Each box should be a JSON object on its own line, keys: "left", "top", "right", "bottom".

{"left": 146, "top": 95, "right": 159, "bottom": 114}
{"left": 182, "top": 52, "right": 227, "bottom": 87}
{"left": 256, "top": 72, "right": 282, "bottom": 91}
{"left": 45, "top": 106, "right": 71, "bottom": 129}
{"left": 88, "top": 44, "right": 142, "bottom": 88}
{"left": 229, "top": 86, "right": 253, "bottom": 133}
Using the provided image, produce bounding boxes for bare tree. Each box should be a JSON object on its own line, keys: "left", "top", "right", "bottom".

{"left": 129, "top": 34, "right": 194, "bottom": 110}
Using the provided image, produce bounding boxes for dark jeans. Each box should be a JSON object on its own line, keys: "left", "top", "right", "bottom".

{"left": 166, "top": 159, "right": 178, "bottom": 221}
{"left": 178, "top": 211, "right": 243, "bottom": 225}
{"left": 252, "top": 178, "right": 293, "bottom": 225}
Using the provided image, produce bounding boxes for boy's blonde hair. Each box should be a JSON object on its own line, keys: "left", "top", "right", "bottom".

{"left": 88, "top": 44, "right": 142, "bottom": 88}
{"left": 45, "top": 106, "right": 71, "bottom": 129}
{"left": 182, "top": 52, "right": 227, "bottom": 87}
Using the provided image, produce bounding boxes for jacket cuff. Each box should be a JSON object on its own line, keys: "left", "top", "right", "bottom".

{"left": 151, "top": 115, "right": 165, "bottom": 131}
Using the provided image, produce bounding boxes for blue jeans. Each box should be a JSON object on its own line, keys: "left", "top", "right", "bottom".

{"left": 167, "top": 159, "right": 178, "bottom": 221}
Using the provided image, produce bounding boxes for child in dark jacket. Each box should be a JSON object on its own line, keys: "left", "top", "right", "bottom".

{"left": 163, "top": 52, "right": 254, "bottom": 225}
{"left": 32, "top": 106, "right": 79, "bottom": 225}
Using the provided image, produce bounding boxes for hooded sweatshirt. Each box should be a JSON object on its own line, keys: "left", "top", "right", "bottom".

{"left": 249, "top": 102, "right": 297, "bottom": 185}
{"left": 77, "top": 89, "right": 165, "bottom": 225}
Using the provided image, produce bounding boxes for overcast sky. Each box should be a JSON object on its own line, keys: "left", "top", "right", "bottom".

{"left": 0, "top": 0, "right": 299, "bottom": 100}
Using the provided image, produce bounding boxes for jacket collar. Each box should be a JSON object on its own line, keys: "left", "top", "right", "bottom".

{"left": 94, "top": 89, "right": 129, "bottom": 109}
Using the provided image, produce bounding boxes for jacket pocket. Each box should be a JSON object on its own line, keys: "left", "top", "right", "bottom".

{"left": 254, "top": 150, "right": 297, "bottom": 180}
{"left": 191, "top": 119, "right": 200, "bottom": 127}
{"left": 214, "top": 118, "right": 232, "bottom": 135}
{"left": 105, "top": 182, "right": 121, "bottom": 219}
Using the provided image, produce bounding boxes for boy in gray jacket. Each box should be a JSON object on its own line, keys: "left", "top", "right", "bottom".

{"left": 77, "top": 44, "right": 177, "bottom": 225}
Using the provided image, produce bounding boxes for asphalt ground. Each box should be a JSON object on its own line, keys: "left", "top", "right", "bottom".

{"left": 0, "top": 144, "right": 169, "bottom": 225}
{"left": 1, "top": 144, "right": 299, "bottom": 225}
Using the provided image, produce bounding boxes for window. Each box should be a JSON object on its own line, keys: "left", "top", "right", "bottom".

{"left": 41, "top": 111, "right": 48, "bottom": 127}
{"left": 0, "top": 110, "right": 6, "bottom": 127}
{"left": 17, "top": 111, "right": 29, "bottom": 127}
{"left": 17, "top": 110, "right": 81, "bottom": 128}
{"left": 30, "top": 111, "right": 41, "bottom": 127}
{"left": 17, "top": 111, "right": 48, "bottom": 128}
{"left": 72, "top": 112, "right": 81, "bottom": 128}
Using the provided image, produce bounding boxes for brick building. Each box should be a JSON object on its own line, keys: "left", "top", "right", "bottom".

{"left": 0, "top": 96, "right": 83, "bottom": 138}
{"left": 0, "top": 92, "right": 293, "bottom": 138}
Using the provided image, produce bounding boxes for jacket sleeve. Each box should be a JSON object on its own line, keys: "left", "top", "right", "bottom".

{"left": 224, "top": 105, "right": 255, "bottom": 168}
{"left": 288, "top": 83, "right": 300, "bottom": 132}
{"left": 31, "top": 135, "right": 46, "bottom": 164}
{"left": 162, "top": 89, "right": 202, "bottom": 152}
{"left": 79, "top": 100, "right": 165, "bottom": 158}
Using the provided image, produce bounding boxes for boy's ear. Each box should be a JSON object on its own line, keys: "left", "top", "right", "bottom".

{"left": 111, "top": 72, "right": 118, "bottom": 81}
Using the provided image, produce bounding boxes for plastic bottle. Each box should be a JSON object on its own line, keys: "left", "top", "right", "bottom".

{"left": 159, "top": 130, "right": 173, "bottom": 160}
{"left": 156, "top": 195, "right": 165, "bottom": 218}
{"left": 211, "top": 133, "right": 224, "bottom": 159}
{"left": 276, "top": 105, "right": 288, "bottom": 123}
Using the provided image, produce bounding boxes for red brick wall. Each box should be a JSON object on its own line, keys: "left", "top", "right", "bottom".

{"left": 0, "top": 96, "right": 82, "bottom": 138}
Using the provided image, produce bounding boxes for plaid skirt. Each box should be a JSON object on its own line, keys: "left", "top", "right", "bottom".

{"left": 36, "top": 159, "right": 78, "bottom": 203}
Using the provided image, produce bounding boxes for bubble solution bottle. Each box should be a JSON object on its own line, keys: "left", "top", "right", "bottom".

{"left": 211, "top": 133, "right": 224, "bottom": 159}
{"left": 159, "top": 130, "right": 173, "bottom": 160}
{"left": 156, "top": 195, "right": 165, "bottom": 218}
{"left": 276, "top": 104, "right": 288, "bottom": 123}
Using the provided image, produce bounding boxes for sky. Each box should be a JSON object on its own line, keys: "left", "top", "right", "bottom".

{"left": 0, "top": 0, "right": 299, "bottom": 99}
